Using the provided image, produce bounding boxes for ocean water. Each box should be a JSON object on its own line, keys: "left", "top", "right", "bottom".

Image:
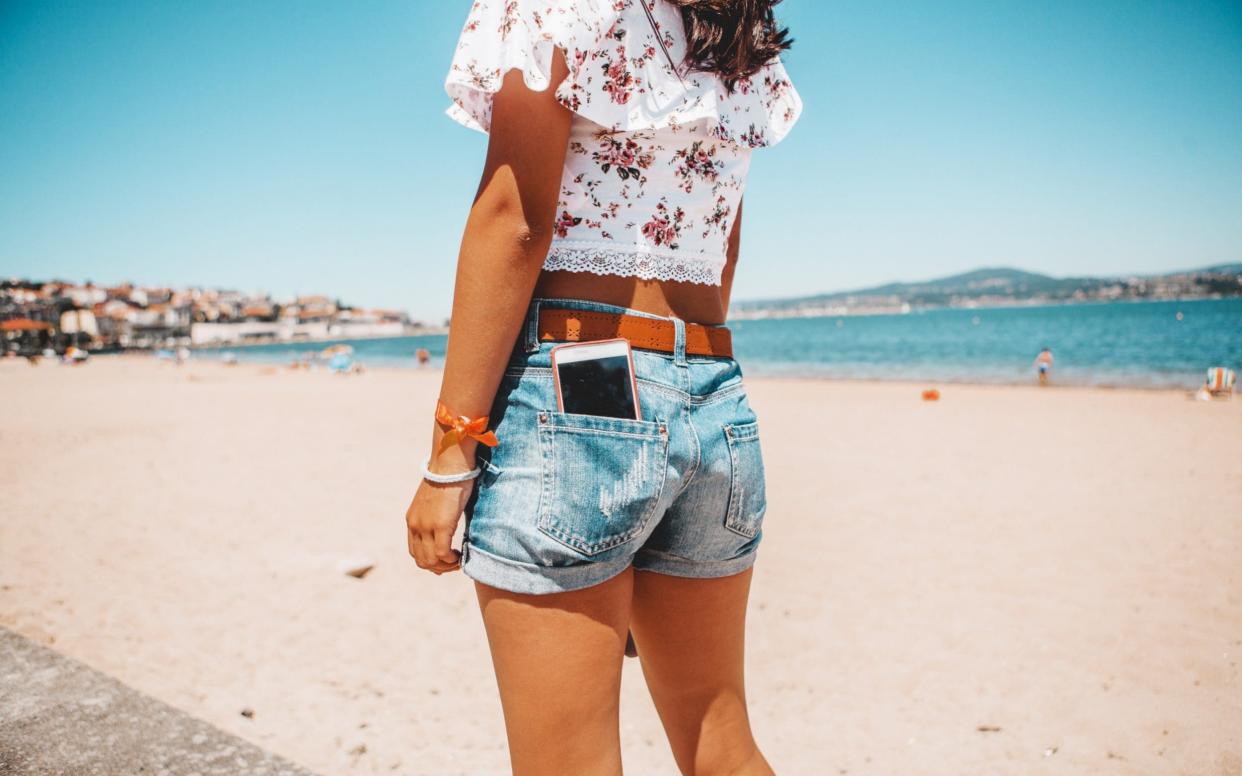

{"left": 206, "top": 298, "right": 1242, "bottom": 389}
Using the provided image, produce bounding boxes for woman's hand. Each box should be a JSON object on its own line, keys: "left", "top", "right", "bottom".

{"left": 405, "top": 475, "right": 475, "bottom": 575}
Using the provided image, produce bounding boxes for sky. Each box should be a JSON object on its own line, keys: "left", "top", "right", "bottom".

{"left": 1, "top": 0, "right": 1240, "bottom": 321}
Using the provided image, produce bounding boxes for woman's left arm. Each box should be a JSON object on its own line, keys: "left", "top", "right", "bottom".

{"left": 718, "top": 196, "right": 743, "bottom": 313}
{"left": 406, "top": 54, "right": 574, "bottom": 575}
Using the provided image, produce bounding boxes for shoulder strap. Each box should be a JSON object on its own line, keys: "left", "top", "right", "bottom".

{"left": 638, "top": 0, "right": 688, "bottom": 88}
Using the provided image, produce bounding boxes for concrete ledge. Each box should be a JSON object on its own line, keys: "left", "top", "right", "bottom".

{"left": 0, "top": 626, "right": 317, "bottom": 775}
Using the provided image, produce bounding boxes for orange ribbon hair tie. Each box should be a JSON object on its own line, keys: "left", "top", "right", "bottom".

{"left": 434, "top": 400, "right": 500, "bottom": 454}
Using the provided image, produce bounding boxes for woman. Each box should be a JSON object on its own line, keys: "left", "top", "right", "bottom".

{"left": 405, "top": 1, "right": 801, "bottom": 772}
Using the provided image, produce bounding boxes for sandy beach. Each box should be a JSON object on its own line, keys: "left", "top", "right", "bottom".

{"left": 2, "top": 355, "right": 1239, "bottom": 775}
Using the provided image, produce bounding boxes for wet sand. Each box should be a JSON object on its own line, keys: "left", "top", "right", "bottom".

{"left": 2, "top": 355, "right": 1239, "bottom": 774}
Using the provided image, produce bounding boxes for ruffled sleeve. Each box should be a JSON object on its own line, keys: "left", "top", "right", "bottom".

{"left": 444, "top": 0, "right": 802, "bottom": 149}
{"left": 444, "top": 0, "right": 602, "bottom": 134}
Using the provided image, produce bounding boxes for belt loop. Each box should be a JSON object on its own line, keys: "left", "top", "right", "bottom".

{"left": 523, "top": 298, "right": 542, "bottom": 352}
{"left": 672, "top": 317, "right": 688, "bottom": 367}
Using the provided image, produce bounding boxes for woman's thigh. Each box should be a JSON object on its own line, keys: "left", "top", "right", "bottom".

{"left": 629, "top": 566, "right": 770, "bottom": 775}
{"left": 474, "top": 567, "right": 634, "bottom": 776}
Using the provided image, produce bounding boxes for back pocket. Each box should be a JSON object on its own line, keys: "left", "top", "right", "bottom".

{"left": 537, "top": 411, "right": 669, "bottom": 556}
{"left": 723, "top": 420, "right": 767, "bottom": 538}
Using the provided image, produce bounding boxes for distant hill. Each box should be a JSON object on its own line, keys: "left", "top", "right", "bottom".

{"left": 1194, "top": 262, "right": 1242, "bottom": 275}
{"left": 729, "top": 263, "right": 1242, "bottom": 318}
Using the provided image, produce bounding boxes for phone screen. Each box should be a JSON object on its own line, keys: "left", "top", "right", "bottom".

{"left": 556, "top": 354, "right": 638, "bottom": 419}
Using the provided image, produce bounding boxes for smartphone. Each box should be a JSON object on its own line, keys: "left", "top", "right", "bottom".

{"left": 550, "top": 338, "right": 642, "bottom": 420}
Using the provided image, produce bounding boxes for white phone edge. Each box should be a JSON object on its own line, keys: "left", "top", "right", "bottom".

{"left": 550, "top": 338, "right": 632, "bottom": 364}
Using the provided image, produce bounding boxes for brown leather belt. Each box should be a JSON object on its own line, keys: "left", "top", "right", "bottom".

{"left": 537, "top": 308, "right": 733, "bottom": 358}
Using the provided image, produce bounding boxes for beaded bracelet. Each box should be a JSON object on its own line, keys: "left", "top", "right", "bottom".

{"left": 421, "top": 456, "right": 481, "bottom": 484}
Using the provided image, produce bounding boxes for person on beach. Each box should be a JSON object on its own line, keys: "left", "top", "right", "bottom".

{"left": 1034, "top": 347, "right": 1054, "bottom": 385}
{"left": 404, "top": 2, "right": 801, "bottom": 773}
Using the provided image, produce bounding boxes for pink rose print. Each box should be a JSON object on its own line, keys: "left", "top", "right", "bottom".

{"left": 642, "top": 202, "right": 685, "bottom": 249}
{"left": 498, "top": 1, "right": 519, "bottom": 39}
{"left": 739, "top": 124, "right": 766, "bottom": 147}
{"left": 554, "top": 210, "right": 583, "bottom": 238}
{"left": 764, "top": 74, "right": 792, "bottom": 98}
{"left": 673, "top": 141, "right": 721, "bottom": 193}
{"left": 601, "top": 49, "right": 635, "bottom": 105}
{"left": 558, "top": 90, "right": 582, "bottom": 113}
{"left": 592, "top": 134, "right": 654, "bottom": 181}
{"left": 702, "top": 195, "right": 731, "bottom": 238}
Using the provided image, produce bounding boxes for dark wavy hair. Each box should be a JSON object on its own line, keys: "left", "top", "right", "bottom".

{"left": 665, "top": 0, "right": 794, "bottom": 93}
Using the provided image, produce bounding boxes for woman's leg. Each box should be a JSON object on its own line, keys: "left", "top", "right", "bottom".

{"left": 629, "top": 566, "right": 773, "bottom": 776}
{"left": 474, "top": 566, "right": 634, "bottom": 775}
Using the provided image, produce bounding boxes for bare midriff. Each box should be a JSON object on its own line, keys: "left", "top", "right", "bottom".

{"left": 532, "top": 269, "right": 727, "bottom": 326}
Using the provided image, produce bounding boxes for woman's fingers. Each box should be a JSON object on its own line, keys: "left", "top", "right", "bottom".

{"left": 418, "top": 525, "right": 443, "bottom": 568}
{"left": 412, "top": 516, "right": 427, "bottom": 558}
{"left": 433, "top": 523, "right": 461, "bottom": 565}
{"left": 409, "top": 524, "right": 459, "bottom": 573}
{"left": 405, "top": 484, "right": 467, "bottom": 574}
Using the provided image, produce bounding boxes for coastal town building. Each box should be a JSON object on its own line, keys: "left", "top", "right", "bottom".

{"left": 1, "top": 279, "right": 427, "bottom": 355}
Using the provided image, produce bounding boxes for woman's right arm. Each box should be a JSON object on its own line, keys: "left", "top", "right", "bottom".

{"left": 405, "top": 53, "right": 574, "bottom": 575}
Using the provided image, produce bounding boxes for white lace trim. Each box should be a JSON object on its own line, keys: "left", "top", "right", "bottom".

{"left": 543, "top": 243, "right": 725, "bottom": 286}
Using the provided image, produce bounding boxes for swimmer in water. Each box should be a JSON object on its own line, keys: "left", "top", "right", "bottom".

{"left": 1034, "top": 347, "right": 1054, "bottom": 386}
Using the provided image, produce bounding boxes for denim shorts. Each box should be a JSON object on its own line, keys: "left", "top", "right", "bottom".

{"left": 460, "top": 296, "right": 768, "bottom": 595}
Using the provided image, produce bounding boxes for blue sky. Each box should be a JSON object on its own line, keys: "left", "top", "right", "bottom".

{"left": 1, "top": 0, "right": 1239, "bottom": 320}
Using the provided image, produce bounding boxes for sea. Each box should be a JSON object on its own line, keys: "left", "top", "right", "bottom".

{"left": 204, "top": 298, "right": 1242, "bottom": 390}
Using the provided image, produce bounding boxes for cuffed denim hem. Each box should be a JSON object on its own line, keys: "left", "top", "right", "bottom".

{"left": 460, "top": 540, "right": 633, "bottom": 595}
{"left": 632, "top": 547, "right": 759, "bottom": 579}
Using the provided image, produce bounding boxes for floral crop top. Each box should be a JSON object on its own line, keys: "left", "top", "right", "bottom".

{"left": 444, "top": 0, "right": 802, "bottom": 286}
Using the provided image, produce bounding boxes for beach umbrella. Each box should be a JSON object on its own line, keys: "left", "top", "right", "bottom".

{"left": 321, "top": 343, "right": 354, "bottom": 358}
